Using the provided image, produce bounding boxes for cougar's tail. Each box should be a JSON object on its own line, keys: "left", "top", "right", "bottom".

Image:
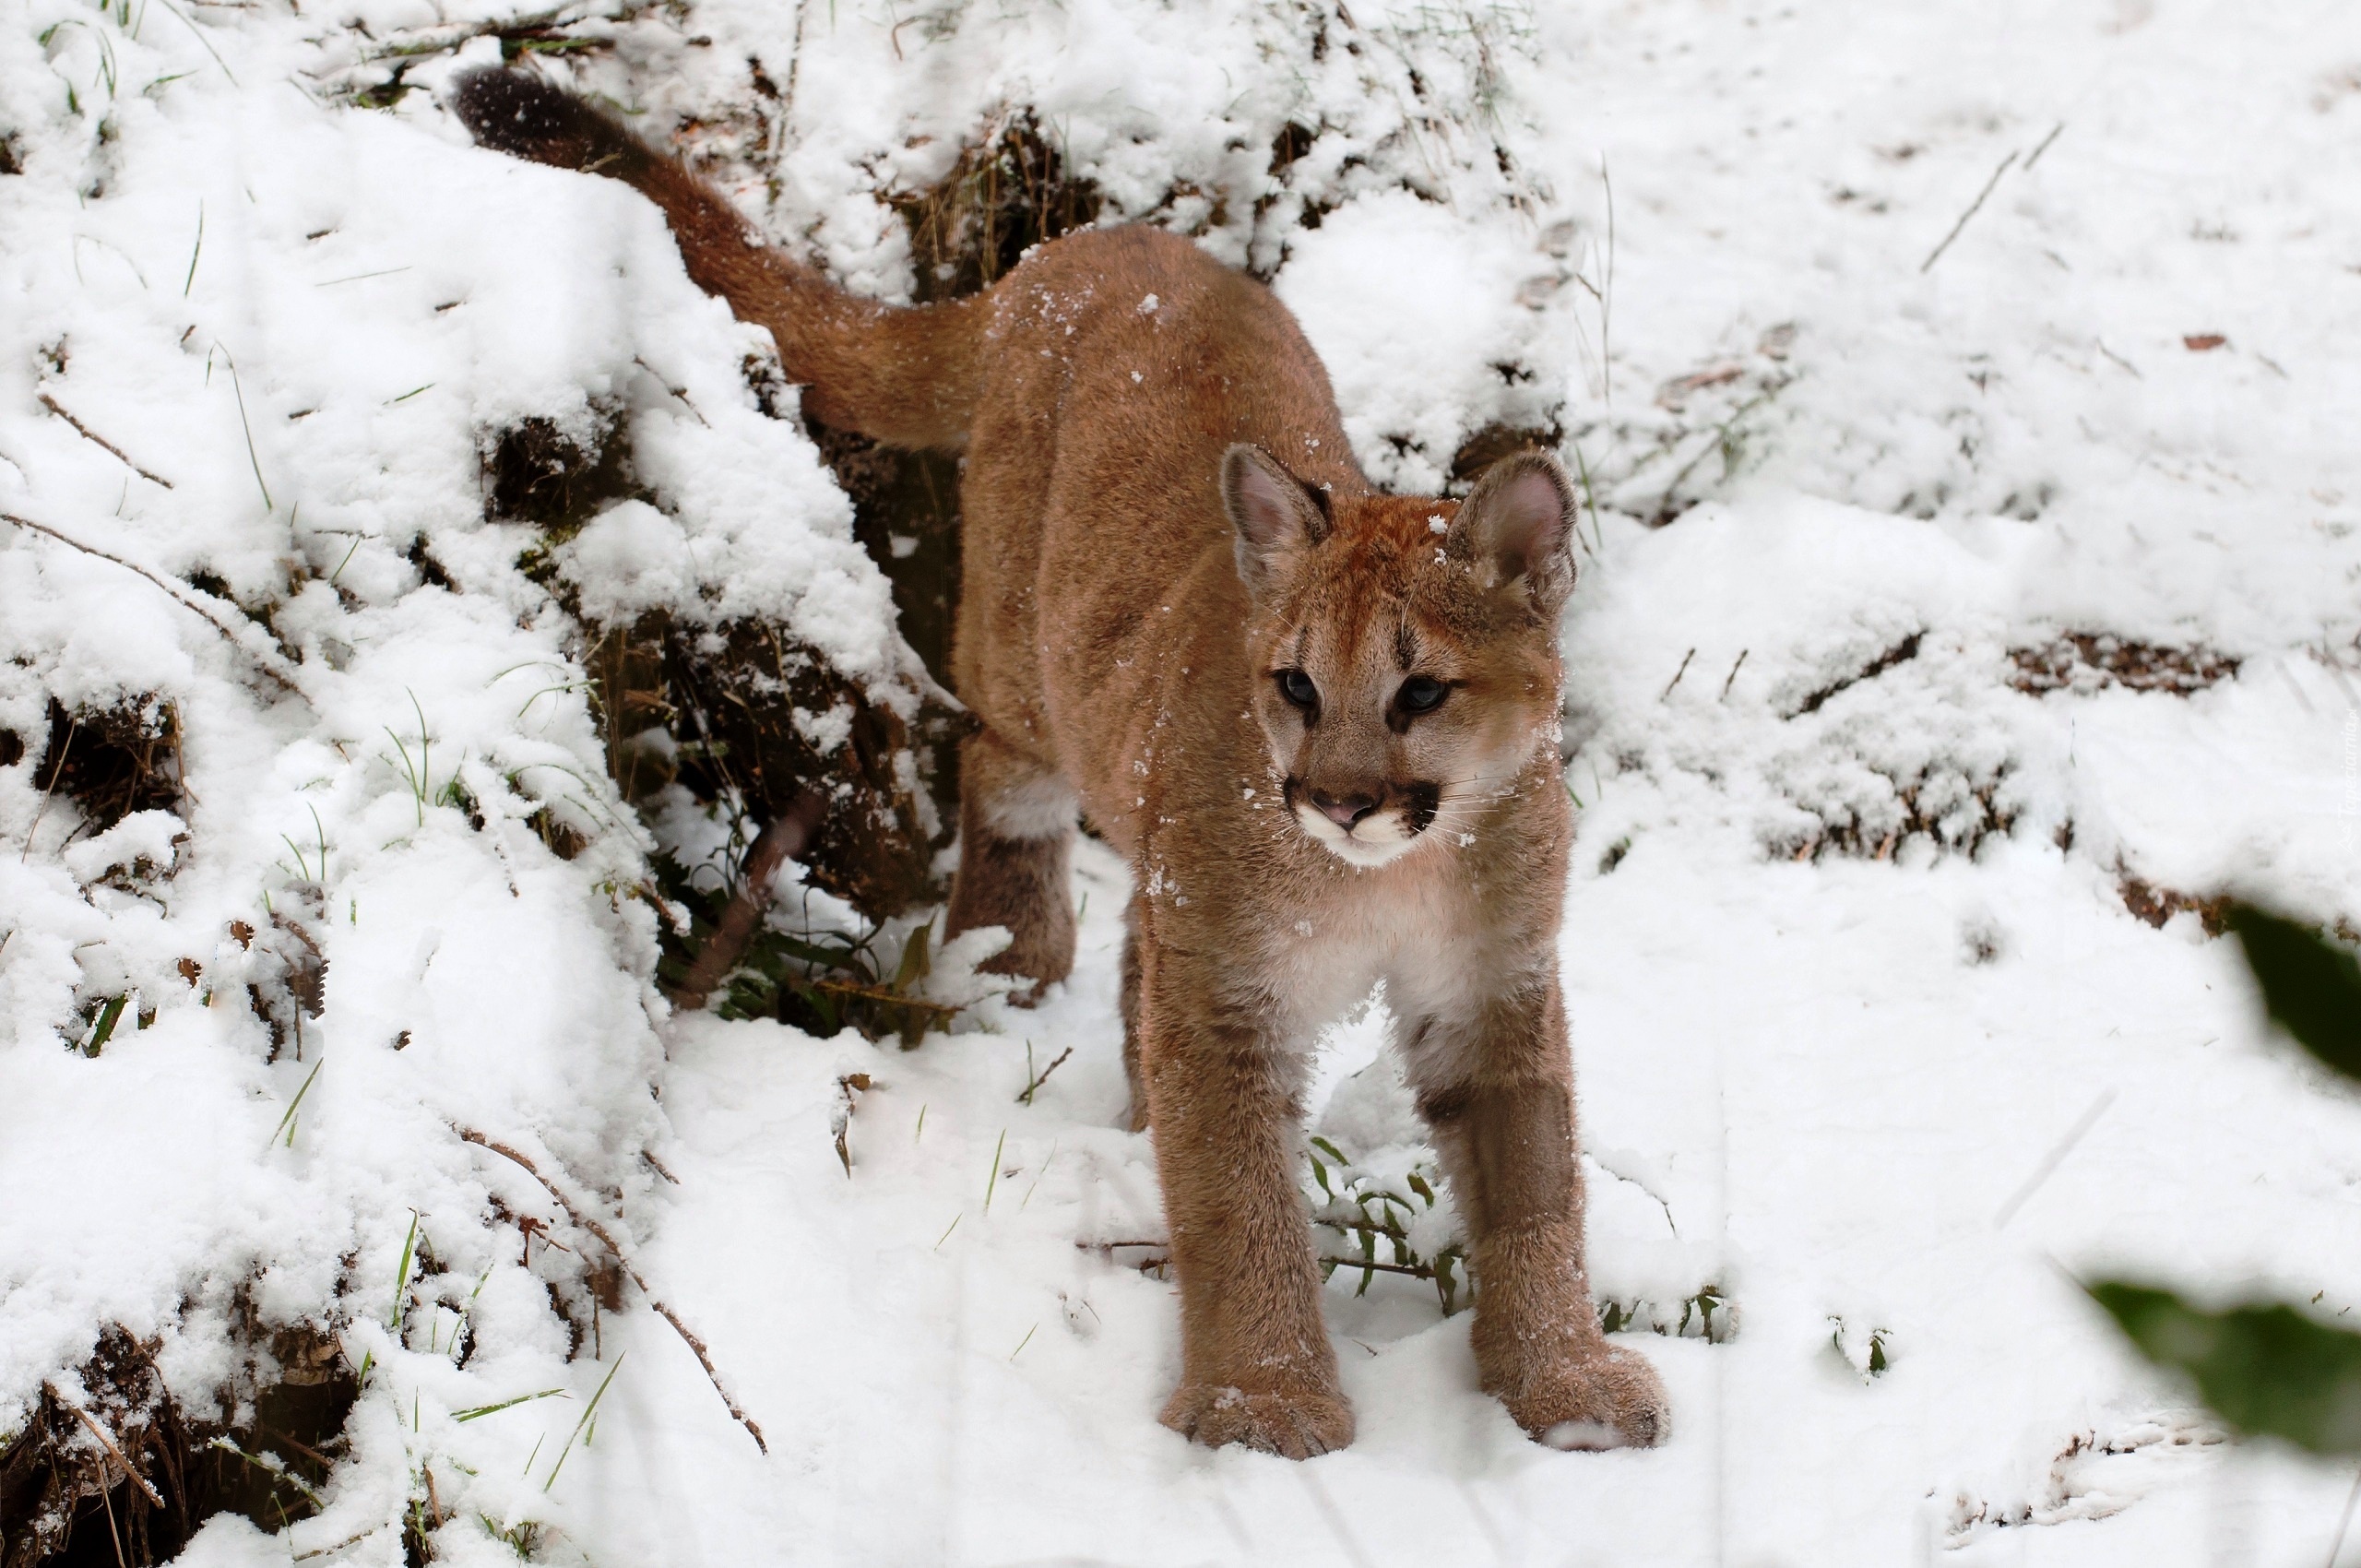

{"left": 452, "top": 68, "right": 982, "bottom": 450}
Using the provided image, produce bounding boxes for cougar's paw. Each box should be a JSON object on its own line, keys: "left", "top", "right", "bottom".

{"left": 1160, "top": 1383, "right": 1355, "bottom": 1459}
{"left": 1498, "top": 1340, "right": 1669, "bottom": 1451}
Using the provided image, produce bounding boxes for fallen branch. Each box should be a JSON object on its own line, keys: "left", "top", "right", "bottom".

{"left": 665, "top": 792, "right": 826, "bottom": 1011}
{"left": 38, "top": 392, "right": 174, "bottom": 488}
{"left": 455, "top": 1127, "right": 766, "bottom": 1454}
{"left": 2, "top": 510, "right": 303, "bottom": 696}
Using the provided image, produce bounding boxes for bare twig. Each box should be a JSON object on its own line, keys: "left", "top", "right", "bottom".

{"left": 37, "top": 393, "right": 173, "bottom": 487}
{"left": 455, "top": 1128, "right": 766, "bottom": 1454}
{"left": 1921, "top": 148, "right": 2019, "bottom": 274}
{"left": 2022, "top": 120, "right": 2066, "bottom": 172}
{"left": 49, "top": 1391, "right": 166, "bottom": 1507}
{"left": 2, "top": 511, "right": 303, "bottom": 695}
{"left": 1016, "top": 1045, "right": 1074, "bottom": 1105}
{"left": 665, "top": 791, "right": 826, "bottom": 1010}
{"left": 1719, "top": 648, "right": 1750, "bottom": 702}
{"left": 22, "top": 715, "right": 74, "bottom": 863}
{"left": 777, "top": 0, "right": 809, "bottom": 158}
{"left": 1658, "top": 647, "right": 1696, "bottom": 702}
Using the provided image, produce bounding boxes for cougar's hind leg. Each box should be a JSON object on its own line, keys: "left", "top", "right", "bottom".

{"left": 945, "top": 727, "right": 1077, "bottom": 1004}
{"left": 1120, "top": 896, "right": 1147, "bottom": 1131}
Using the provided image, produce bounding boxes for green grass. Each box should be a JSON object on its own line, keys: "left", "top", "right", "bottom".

{"left": 543, "top": 1355, "right": 624, "bottom": 1490}
{"left": 386, "top": 1209, "right": 420, "bottom": 1330}
{"left": 269, "top": 1056, "right": 326, "bottom": 1148}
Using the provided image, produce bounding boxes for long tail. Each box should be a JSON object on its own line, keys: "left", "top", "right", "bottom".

{"left": 452, "top": 68, "right": 982, "bottom": 450}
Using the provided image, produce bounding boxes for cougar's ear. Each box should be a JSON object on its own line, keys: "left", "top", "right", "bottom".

{"left": 1447, "top": 450, "right": 1579, "bottom": 616}
{"left": 1221, "top": 444, "right": 1332, "bottom": 592}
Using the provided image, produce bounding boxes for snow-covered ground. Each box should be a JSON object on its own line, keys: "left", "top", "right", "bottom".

{"left": 6, "top": 0, "right": 2361, "bottom": 1563}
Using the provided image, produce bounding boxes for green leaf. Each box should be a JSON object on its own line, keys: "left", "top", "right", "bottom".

{"left": 2228, "top": 903, "right": 2361, "bottom": 1081}
{"left": 2089, "top": 1280, "right": 2361, "bottom": 1455}
{"left": 891, "top": 920, "right": 931, "bottom": 994}
{"left": 83, "top": 994, "right": 127, "bottom": 1056}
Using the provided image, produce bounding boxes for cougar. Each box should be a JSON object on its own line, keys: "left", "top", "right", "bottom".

{"left": 455, "top": 68, "right": 1668, "bottom": 1458}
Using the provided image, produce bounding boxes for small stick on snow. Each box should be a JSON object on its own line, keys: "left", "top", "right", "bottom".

{"left": 1, "top": 511, "right": 303, "bottom": 696}
{"left": 1920, "top": 149, "right": 2019, "bottom": 274}
{"left": 50, "top": 1391, "right": 166, "bottom": 1506}
{"left": 2095, "top": 339, "right": 2143, "bottom": 379}
{"left": 37, "top": 393, "right": 174, "bottom": 488}
{"left": 2021, "top": 120, "right": 2067, "bottom": 172}
{"left": 1016, "top": 1046, "right": 1074, "bottom": 1105}
{"left": 665, "top": 792, "right": 826, "bottom": 1011}
{"left": 1719, "top": 648, "right": 1749, "bottom": 702}
{"left": 455, "top": 1127, "right": 768, "bottom": 1455}
{"left": 1658, "top": 647, "right": 1696, "bottom": 702}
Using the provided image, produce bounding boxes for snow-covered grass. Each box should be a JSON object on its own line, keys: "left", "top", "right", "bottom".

{"left": 6, "top": 0, "right": 2361, "bottom": 1563}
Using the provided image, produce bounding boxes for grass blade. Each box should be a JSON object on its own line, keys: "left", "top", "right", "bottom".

{"left": 542, "top": 1354, "right": 623, "bottom": 1491}
{"left": 454, "top": 1388, "right": 568, "bottom": 1422}
{"left": 269, "top": 1055, "right": 326, "bottom": 1148}
{"left": 386, "top": 1209, "right": 419, "bottom": 1329}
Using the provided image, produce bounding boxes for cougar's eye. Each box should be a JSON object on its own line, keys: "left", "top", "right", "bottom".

{"left": 1276, "top": 670, "right": 1318, "bottom": 710}
{"left": 1398, "top": 676, "right": 1448, "bottom": 714}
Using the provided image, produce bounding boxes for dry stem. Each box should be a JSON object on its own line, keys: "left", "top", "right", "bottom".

{"left": 38, "top": 392, "right": 174, "bottom": 488}
{"left": 665, "top": 792, "right": 826, "bottom": 1011}
{"left": 47, "top": 1387, "right": 167, "bottom": 1507}
{"left": 2, "top": 511, "right": 303, "bottom": 696}
{"left": 455, "top": 1127, "right": 767, "bottom": 1455}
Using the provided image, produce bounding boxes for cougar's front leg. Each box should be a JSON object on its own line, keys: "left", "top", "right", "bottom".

{"left": 1139, "top": 947, "right": 1350, "bottom": 1457}
{"left": 944, "top": 728, "right": 1076, "bottom": 1003}
{"left": 1406, "top": 974, "right": 1668, "bottom": 1449}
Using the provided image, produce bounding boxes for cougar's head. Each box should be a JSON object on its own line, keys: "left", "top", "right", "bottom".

{"left": 1222, "top": 444, "right": 1576, "bottom": 870}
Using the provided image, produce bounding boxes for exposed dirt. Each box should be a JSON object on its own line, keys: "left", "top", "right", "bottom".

{"left": 1779, "top": 766, "right": 2018, "bottom": 863}
{"left": 30, "top": 697, "right": 183, "bottom": 837}
{"left": 2117, "top": 870, "right": 2231, "bottom": 936}
{"left": 0, "top": 1322, "right": 357, "bottom": 1568}
{"left": 2009, "top": 634, "right": 2241, "bottom": 695}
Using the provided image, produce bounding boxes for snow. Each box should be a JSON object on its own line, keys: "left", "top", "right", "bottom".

{"left": 6, "top": 0, "right": 2361, "bottom": 1564}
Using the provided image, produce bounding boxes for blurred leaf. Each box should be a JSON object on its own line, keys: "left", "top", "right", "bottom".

{"left": 892, "top": 920, "right": 931, "bottom": 994}
{"left": 2227, "top": 903, "right": 2361, "bottom": 1081}
{"left": 2089, "top": 1280, "right": 2361, "bottom": 1455}
{"left": 776, "top": 935, "right": 861, "bottom": 972}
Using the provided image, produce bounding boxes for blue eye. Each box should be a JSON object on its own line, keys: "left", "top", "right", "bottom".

{"left": 1398, "top": 677, "right": 1448, "bottom": 713}
{"left": 1277, "top": 670, "right": 1318, "bottom": 708}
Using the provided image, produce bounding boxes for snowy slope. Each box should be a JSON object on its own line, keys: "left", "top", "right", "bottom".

{"left": 6, "top": 0, "right": 2361, "bottom": 1564}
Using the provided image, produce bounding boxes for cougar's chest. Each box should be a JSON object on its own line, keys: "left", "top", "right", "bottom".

{"left": 1258, "top": 849, "right": 1483, "bottom": 1037}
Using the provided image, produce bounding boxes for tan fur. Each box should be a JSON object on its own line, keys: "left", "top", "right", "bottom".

{"left": 455, "top": 70, "right": 1667, "bottom": 1456}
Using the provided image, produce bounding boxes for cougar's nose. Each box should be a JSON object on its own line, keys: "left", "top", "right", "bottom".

{"left": 1309, "top": 788, "right": 1381, "bottom": 828}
